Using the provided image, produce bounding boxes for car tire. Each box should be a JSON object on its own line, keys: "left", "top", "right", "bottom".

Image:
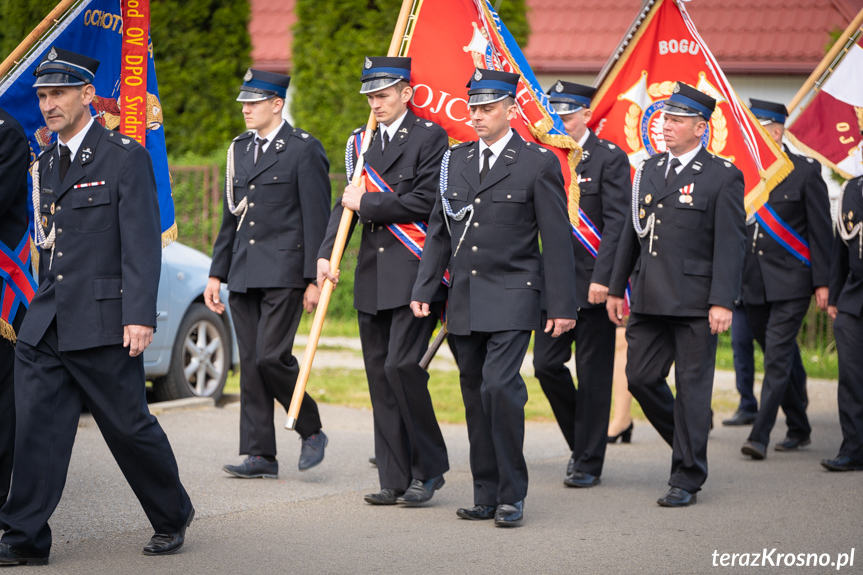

{"left": 153, "top": 303, "right": 229, "bottom": 402}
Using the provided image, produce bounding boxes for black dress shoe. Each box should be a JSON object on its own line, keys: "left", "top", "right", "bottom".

{"left": 0, "top": 542, "right": 49, "bottom": 566}
{"left": 223, "top": 455, "right": 278, "bottom": 479}
{"left": 298, "top": 431, "right": 328, "bottom": 471}
{"left": 821, "top": 455, "right": 863, "bottom": 471}
{"left": 656, "top": 487, "right": 696, "bottom": 507}
{"left": 143, "top": 508, "right": 194, "bottom": 556}
{"left": 364, "top": 488, "right": 404, "bottom": 505}
{"left": 396, "top": 475, "right": 445, "bottom": 505}
{"left": 368, "top": 456, "right": 377, "bottom": 467}
{"left": 564, "top": 471, "right": 600, "bottom": 488}
{"left": 741, "top": 440, "right": 767, "bottom": 460}
{"left": 456, "top": 504, "right": 497, "bottom": 520}
{"left": 607, "top": 422, "right": 633, "bottom": 444}
{"left": 565, "top": 455, "right": 576, "bottom": 477}
{"left": 494, "top": 501, "right": 524, "bottom": 527}
{"left": 774, "top": 436, "right": 811, "bottom": 451}
{"left": 722, "top": 410, "right": 757, "bottom": 426}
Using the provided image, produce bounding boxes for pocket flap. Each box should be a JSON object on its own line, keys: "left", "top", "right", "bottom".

{"left": 682, "top": 259, "right": 712, "bottom": 277}
{"left": 94, "top": 276, "right": 123, "bottom": 300}
{"left": 278, "top": 233, "right": 303, "bottom": 250}
{"left": 772, "top": 189, "right": 800, "bottom": 203}
{"left": 385, "top": 165, "right": 415, "bottom": 184}
{"left": 493, "top": 189, "right": 527, "bottom": 203}
{"left": 444, "top": 186, "right": 468, "bottom": 201}
{"left": 232, "top": 175, "right": 248, "bottom": 188}
{"left": 263, "top": 171, "right": 292, "bottom": 184}
{"left": 674, "top": 194, "right": 708, "bottom": 211}
{"left": 504, "top": 273, "right": 541, "bottom": 289}
{"left": 71, "top": 187, "right": 110, "bottom": 209}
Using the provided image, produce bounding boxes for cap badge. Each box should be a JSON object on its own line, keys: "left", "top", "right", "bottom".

{"left": 243, "top": 69, "right": 253, "bottom": 82}
{"left": 364, "top": 57, "right": 372, "bottom": 69}
{"left": 555, "top": 81, "right": 564, "bottom": 93}
{"left": 48, "top": 47, "right": 58, "bottom": 61}
{"left": 474, "top": 69, "right": 482, "bottom": 81}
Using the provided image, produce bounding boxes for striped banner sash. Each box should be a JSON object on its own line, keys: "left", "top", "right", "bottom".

{"left": 754, "top": 203, "right": 811, "bottom": 267}
{"left": 0, "top": 231, "right": 37, "bottom": 336}
{"left": 571, "top": 207, "right": 630, "bottom": 314}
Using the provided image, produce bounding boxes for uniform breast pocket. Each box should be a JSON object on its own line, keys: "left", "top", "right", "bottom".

{"left": 70, "top": 187, "right": 111, "bottom": 232}
{"left": 673, "top": 194, "right": 708, "bottom": 231}
{"left": 492, "top": 189, "right": 527, "bottom": 227}
{"left": 444, "top": 186, "right": 469, "bottom": 212}
{"left": 263, "top": 171, "right": 293, "bottom": 205}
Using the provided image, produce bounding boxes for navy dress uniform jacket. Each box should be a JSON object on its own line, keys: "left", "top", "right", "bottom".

{"left": 742, "top": 148, "right": 832, "bottom": 304}
{"left": 210, "top": 122, "right": 331, "bottom": 291}
{"left": 609, "top": 147, "right": 747, "bottom": 314}
{"left": 20, "top": 123, "right": 160, "bottom": 351}
{"left": 570, "top": 131, "right": 631, "bottom": 308}
{"left": 412, "top": 130, "right": 578, "bottom": 333}
{"left": 830, "top": 176, "right": 863, "bottom": 317}
{"left": 318, "top": 110, "right": 449, "bottom": 314}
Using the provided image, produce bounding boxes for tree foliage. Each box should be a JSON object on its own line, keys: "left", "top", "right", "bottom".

{"left": 290, "top": 0, "right": 529, "bottom": 172}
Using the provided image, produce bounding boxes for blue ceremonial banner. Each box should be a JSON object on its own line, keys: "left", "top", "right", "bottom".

{"left": 0, "top": 0, "right": 176, "bottom": 246}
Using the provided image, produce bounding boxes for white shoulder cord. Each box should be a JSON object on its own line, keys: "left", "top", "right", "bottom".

{"left": 31, "top": 161, "right": 56, "bottom": 270}
{"left": 438, "top": 150, "right": 473, "bottom": 257}
{"left": 224, "top": 141, "right": 248, "bottom": 231}
{"left": 836, "top": 179, "right": 863, "bottom": 259}
{"left": 630, "top": 164, "right": 655, "bottom": 254}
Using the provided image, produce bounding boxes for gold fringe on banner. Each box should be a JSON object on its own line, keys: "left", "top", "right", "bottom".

{"left": 0, "top": 319, "right": 16, "bottom": 343}
{"left": 161, "top": 221, "right": 178, "bottom": 248}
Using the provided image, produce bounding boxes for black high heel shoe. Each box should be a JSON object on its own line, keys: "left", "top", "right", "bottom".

{"left": 607, "top": 422, "right": 633, "bottom": 444}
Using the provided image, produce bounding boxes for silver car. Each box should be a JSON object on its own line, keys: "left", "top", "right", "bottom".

{"left": 145, "top": 241, "right": 238, "bottom": 402}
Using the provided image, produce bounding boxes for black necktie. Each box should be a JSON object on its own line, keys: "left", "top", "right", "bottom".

{"left": 59, "top": 144, "right": 71, "bottom": 182}
{"left": 382, "top": 130, "right": 390, "bottom": 151}
{"left": 254, "top": 137, "right": 265, "bottom": 164}
{"left": 665, "top": 157, "right": 681, "bottom": 186}
{"left": 480, "top": 148, "right": 493, "bottom": 183}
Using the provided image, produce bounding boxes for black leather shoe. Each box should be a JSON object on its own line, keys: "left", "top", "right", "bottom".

{"left": 222, "top": 455, "right": 278, "bottom": 479}
{"left": 494, "top": 501, "right": 524, "bottom": 527}
{"left": 368, "top": 456, "right": 377, "bottom": 467}
{"left": 0, "top": 543, "right": 49, "bottom": 566}
{"left": 821, "top": 455, "right": 863, "bottom": 471}
{"left": 607, "top": 422, "right": 633, "bottom": 444}
{"left": 565, "top": 455, "right": 576, "bottom": 477}
{"left": 143, "top": 508, "right": 194, "bottom": 556}
{"left": 397, "top": 475, "right": 445, "bottom": 505}
{"left": 298, "top": 431, "right": 328, "bottom": 471}
{"left": 657, "top": 487, "right": 696, "bottom": 507}
{"left": 364, "top": 488, "right": 404, "bottom": 505}
{"left": 774, "top": 436, "right": 811, "bottom": 451}
{"left": 722, "top": 410, "right": 757, "bottom": 426}
{"left": 564, "top": 471, "right": 600, "bottom": 488}
{"left": 741, "top": 441, "right": 767, "bottom": 460}
{"left": 456, "top": 504, "right": 496, "bottom": 520}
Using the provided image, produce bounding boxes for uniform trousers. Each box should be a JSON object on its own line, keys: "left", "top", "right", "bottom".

{"left": 358, "top": 305, "right": 449, "bottom": 492}
{"left": 745, "top": 298, "right": 811, "bottom": 446}
{"left": 0, "top": 320, "right": 192, "bottom": 557}
{"left": 832, "top": 311, "right": 863, "bottom": 462}
{"left": 0, "top": 338, "right": 15, "bottom": 507}
{"left": 533, "top": 307, "right": 615, "bottom": 476}
{"left": 450, "top": 330, "right": 531, "bottom": 506}
{"left": 230, "top": 288, "right": 322, "bottom": 457}
{"left": 731, "top": 303, "right": 757, "bottom": 414}
{"left": 625, "top": 313, "right": 717, "bottom": 493}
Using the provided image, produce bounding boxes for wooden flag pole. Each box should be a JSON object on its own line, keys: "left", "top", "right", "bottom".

{"left": 787, "top": 7, "right": 863, "bottom": 113}
{"left": 285, "top": 0, "right": 416, "bottom": 430}
{"left": 0, "top": 0, "right": 81, "bottom": 79}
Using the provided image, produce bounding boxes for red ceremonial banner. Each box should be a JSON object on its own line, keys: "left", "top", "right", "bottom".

{"left": 787, "top": 32, "right": 863, "bottom": 180}
{"left": 590, "top": 0, "right": 792, "bottom": 217}
{"left": 404, "top": 0, "right": 581, "bottom": 219}
{"left": 120, "top": 0, "right": 149, "bottom": 145}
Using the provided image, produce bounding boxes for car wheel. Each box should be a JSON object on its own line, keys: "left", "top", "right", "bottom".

{"left": 153, "top": 303, "right": 229, "bottom": 402}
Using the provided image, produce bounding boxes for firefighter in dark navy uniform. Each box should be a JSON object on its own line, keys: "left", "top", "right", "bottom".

{"left": 826, "top": 174, "right": 863, "bottom": 471}
{"left": 0, "top": 47, "right": 193, "bottom": 565}
{"left": 737, "top": 99, "right": 832, "bottom": 460}
{"left": 412, "top": 69, "right": 578, "bottom": 527}
{"left": 533, "top": 81, "right": 630, "bottom": 488}
{"left": 0, "top": 106, "right": 30, "bottom": 511}
{"left": 206, "top": 69, "right": 332, "bottom": 479}
{"left": 317, "top": 57, "right": 450, "bottom": 506}
{"left": 607, "top": 82, "right": 746, "bottom": 507}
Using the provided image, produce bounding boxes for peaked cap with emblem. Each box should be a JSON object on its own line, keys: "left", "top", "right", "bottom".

{"left": 33, "top": 47, "right": 99, "bottom": 87}
{"left": 359, "top": 56, "right": 411, "bottom": 94}
{"left": 663, "top": 82, "right": 715, "bottom": 120}
{"left": 546, "top": 80, "right": 595, "bottom": 115}
{"left": 237, "top": 68, "right": 290, "bottom": 102}
{"left": 748, "top": 98, "right": 788, "bottom": 126}
{"left": 466, "top": 68, "right": 520, "bottom": 105}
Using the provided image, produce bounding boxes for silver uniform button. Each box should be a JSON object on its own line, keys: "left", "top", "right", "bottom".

{"left": 471, "top": 246, "right": 477, "bottom": 252}
{"left": 526, "top": 281, "right": 532, "bottom": 286}
{"left": 473, "top": 222, "right": 479, "bottom": 228}
{"left": 657, "top": 203, "right": 663, "bottom": 208}
{"left": 57, "top": 252, "right": 63, "bottom": 258}
{"left": 57, "top": 274, "right": 63, "bottom": 281}
{"left": 378, "top": 247, "right": 384, "bottom": 252}
{"left": 651, "top": 252, "right": 657, "bottom": 257}
{"left": 249, "top": 239, "right": 255, "bottom": 245}
{"left": 471, "top": 270, "right": 477, "bottom": 276}
{"left": 249, "top": 202, "right": 255, "bottom": 208}
{"left": 758, "top": 233, "right": 763, "bottom": 238}
{"left": 250, "top": 185, "right": 256, "bottom": 190}
{"left": 758, "top": 250, "right": 763, "bottom": 255}
{"left": 249, "top": 221, "right": 255, "bottom": 227}
{"left": 474, "top": 198, "right": 481, "bottom": 204}
{"left": 57, "top": 228, "right": 62, "bottom": 235}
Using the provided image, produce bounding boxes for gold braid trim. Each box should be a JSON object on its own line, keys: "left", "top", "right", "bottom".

{"left": 744, "top": 105, "right": 794, "bottom": 217}
{"left": 477, "top": 1, "right": 581, "bottom": 222}
{"left": 0, "top": 319, "right": 16, "bottom": 343}
{"left": 161, "top": 221, "right": 178, "bottom": 248}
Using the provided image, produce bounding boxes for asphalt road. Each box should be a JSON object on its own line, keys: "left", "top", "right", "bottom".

{"left": 4, "top": 382, "right": 861, "bottom": 575}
